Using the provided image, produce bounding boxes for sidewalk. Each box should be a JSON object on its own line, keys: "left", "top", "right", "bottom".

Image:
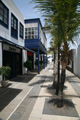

{"left": 0, "top": 63, "right": 80, "bottom": 120}
{"left": 27, "top": 66, "right": 80, "bottom": 120}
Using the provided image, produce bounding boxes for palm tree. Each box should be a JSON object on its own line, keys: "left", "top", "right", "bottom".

{"left": 31, "top": 0, "right": 80, "bottom": 107}
{"left": 50, "top": 40, "right": 58, "bottom": 89}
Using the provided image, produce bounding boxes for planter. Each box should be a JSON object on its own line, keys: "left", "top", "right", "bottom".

{"left": 0, "top": 66, "right": 11, "bottom": 87}
{"left": 1, "top": 80, "right": 9, "bottom": 87}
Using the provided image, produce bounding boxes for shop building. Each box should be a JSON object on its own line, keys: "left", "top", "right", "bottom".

{"left": 0, "top": 0, "right": 47, "bottom": 81}
{"left": 0, "top": 0, "right": 26, "bottom": 79}
{"left": 24, "top": 18, "right": 47, "bottom": 74}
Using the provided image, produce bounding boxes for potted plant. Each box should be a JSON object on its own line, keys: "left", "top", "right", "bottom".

{"left": 24, "top": 60, "right": 32, "bottom": 73}
{"left": 0, "top": 66, "right": 11, "bottom": 87}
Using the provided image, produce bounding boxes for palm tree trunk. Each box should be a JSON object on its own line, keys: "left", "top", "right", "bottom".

{"left": 53, "top": 50, "right": 58, "bottom": 88}
{"left": 57, "top": 67, "right": 66, "bottom": 107}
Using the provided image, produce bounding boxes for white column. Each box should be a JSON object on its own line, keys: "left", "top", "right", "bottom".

{"left": 22, "top": 49, "right": 27, "bottom": 74}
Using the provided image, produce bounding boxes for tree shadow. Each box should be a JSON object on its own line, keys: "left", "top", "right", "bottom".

{"left": 41, "top": 85, "right": 48, "bottom": 88}
{"left": 43, "top": 98, "right": 79, "bottom": 117}
{"left": 64, "top": 85, "right": 68, "bottom": 90}
{"left": 36, "top": 76, "right": 53, "bottom": 79}
{"left": 29, "top": 75, "right": 53, "bottom": 86}
{"left": 64, "top": 94, "right": 80, "bottom": 98}
{"left": 29, "top": 85, "right": 56, "bottom": 99}
{"left": 66, "top": 76, "right": 76, "bottom": 78}
{"left": 29, "top": 80, "right": 45, "bottom": 86}
{"left": 49, "top": 67, "right": 53, "bottom": 70}
{"left": 29, "top": 95, "right": 53, "bottom": 98}
{"left": 48, "top": 99, "right": 75, "bottom": 108}
{"left": 68, "top": 80, "right": 80, "bottom": 83}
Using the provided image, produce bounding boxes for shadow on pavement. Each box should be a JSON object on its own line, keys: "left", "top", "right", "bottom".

{"left": 66, "top": 76, "right": 76, "bottom": 78}
{"left": 9, "top": 67, "right": 44, "bottom": 83}
{"left": 64, "top": 85, "right": 68, "bottom": 90}
{"left": 48, "top": 99, "right": 75, "bottom": 108}
{"left": 68, "top": 80, "right": 80, "bottom": 83}
{"left": 41, "top": 85, "right": 48, "bottom": 88}
{"left": 37, "top": 75, "right": 53, "bottom": 79}
{"left": 0, "top": 118, "right": 4, "bottom": 120}
{"left": 0, "top": 87, "right": 22, "bottom": 111}
{"left": 43, "top": 98, "right": 79, "bottom": 117}
{"left": 10, "top": 73, "right": 37, "bottom": 83}
{"left": 29, "top": 80, "right": 45, "bottom": 86}
{"left": 29, "top": 95, "right": 53, "bottom": 98}
{"left": 65, "top": 94, "right": 80, "bottom": 98}
{"left": 29, "top": 74, "right": 53, "bottom": 86}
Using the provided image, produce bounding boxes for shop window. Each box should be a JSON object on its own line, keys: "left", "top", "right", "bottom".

{"left": 25, "top": 27, "right": 38, "bottom": 39}
{"left": 0, "top": 1, "right": 9, "bottom": 29}
{"left": 20, "top": 22, "right": 24, "bottom": 39}
{"left": 11, "top": 13, "right": 18, "bottom": 39}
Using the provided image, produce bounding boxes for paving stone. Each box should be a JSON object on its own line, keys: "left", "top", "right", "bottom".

{"left": 8, "top": 77, "right": 46, "bottom": 120}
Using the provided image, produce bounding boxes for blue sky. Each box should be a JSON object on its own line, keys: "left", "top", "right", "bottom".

{"left": 13, "top": 0, "right": 51, "bottom": 48}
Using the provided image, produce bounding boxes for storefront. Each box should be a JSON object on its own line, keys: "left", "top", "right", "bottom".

{"left": 3, "top": 44, "right": 22, "bottom": 78}
{"left": 27, "top": 51, "right": 34, "bottom": 70}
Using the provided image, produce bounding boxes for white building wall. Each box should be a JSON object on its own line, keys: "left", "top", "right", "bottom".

{"left": 22, "top": 50, "right": 27, "bottom": 74}
{"left": 73, "top": 45, "right": 80, "bottom": 77}
{"left": 39, "top": 25, "right": 47, "bottom": 48}
{"left": 39, "top": 25, "right": 44, "bottom": 44}
{"left": 25, "top": 23, "right": 38, "bottom": 28}
{"left": 0, "top": 0, "right": 24, "bottom": 47}
{"left": 0, "top": 43, "right": 2, "bottom": 81}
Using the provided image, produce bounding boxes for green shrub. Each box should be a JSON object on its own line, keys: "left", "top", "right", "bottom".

{"left": 24, "top": 60, "right": 32, "bottom": 70}
{"left": 0, "top": 66, "right": 11, "bottom": 80}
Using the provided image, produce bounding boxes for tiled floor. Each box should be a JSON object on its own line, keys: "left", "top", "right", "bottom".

{"left": 0, "top": 63, "right": 80, "bottom": 120}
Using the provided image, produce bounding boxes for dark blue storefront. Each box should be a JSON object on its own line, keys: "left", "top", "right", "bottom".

{"left": 24, "top": 18, "right": 47, "bottom": 74}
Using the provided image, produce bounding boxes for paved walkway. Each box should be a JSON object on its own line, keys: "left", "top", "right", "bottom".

{"left": 0, "top": 63, "right": 80, "bottom": 120}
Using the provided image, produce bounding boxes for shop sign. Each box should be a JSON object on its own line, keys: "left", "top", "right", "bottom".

{"left": 3, "top": 44, "right": 21, "bottom": 53}
{"left": 9, "top": 47, "right": 16, "bottom": 52}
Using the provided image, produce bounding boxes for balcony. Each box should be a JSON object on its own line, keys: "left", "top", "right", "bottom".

{"left": 25, "top": 39, "right": 47, "bottom": 54}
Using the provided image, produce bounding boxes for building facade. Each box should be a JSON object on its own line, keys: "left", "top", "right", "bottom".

{"left": 0, "top": 0, "right": 47, "bottom": 81}
{"left": 0, "top": 0, "right": 26, "bottom": 79}
{"left": 24, "top": 18, "right": 47, "bottom": 74}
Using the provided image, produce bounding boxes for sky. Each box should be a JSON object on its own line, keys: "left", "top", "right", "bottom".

{"left": 13, "top": 0, "right": 51, "bottom": 48}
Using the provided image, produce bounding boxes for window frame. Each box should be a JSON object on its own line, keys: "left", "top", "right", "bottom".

{"left": 20, "top": 22, "right": 24, "bottom": 39}
{"left": 11, "top": 13, "right": 18, "bottom": 39}
{"left": 0, "top": 1, "right": 9, "bottom": 29}
{"left": 25, "top": 27, "right": 38, "bottom": 39}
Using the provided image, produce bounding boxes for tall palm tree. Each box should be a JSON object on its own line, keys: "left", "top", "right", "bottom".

{"left": 31, "top": 0, "right": 80, "bottom": 107}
